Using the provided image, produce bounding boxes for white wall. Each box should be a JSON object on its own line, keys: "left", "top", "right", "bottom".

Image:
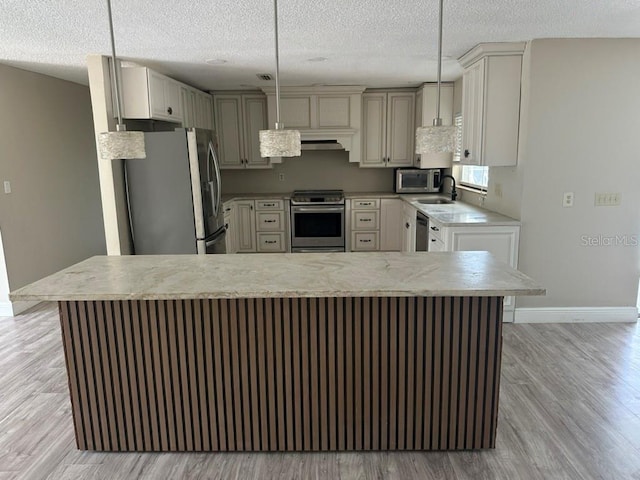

{"left": 0, "top": 63, "right": 106, "bottom": 312}
{"left": 486, "top": 39, "right": 640, "bottom": 309}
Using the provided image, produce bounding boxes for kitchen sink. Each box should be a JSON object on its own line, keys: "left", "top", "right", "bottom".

{"left": 417, "top": 198, "right": 453, "bottom": 205}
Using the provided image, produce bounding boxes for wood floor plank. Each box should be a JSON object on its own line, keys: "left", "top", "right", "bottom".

{"left": 1, "top": 303, "right": 640, "bottom": 479}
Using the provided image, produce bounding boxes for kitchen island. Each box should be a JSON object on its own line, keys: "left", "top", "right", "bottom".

{"left": 11, "top": 252, "right": 544, "bottom": 452}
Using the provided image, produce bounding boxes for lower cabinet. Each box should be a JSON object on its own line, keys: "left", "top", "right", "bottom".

{"left": 380, "top": 199, "right": 403, "bottom": 251}
{"left": 401, "top": 202, "right": 417, "bottom": 252}
{"left": 349, "top": 198, "right": 380, "bottom": 251}
{"left": 235, "top": 200, "right": 256, "bottom": 253}
{"left": 429, "top": 219, "right": 520, "bottom": 316}
{"left": 223, "top": 201, "right": 237, "bottom": 254}
{"left": 255, "top": 199, "right": 287, "bottom": 252}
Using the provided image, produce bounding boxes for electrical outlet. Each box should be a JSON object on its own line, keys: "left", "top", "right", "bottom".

{"left": 3, "top": 181, "right": 11, "bottom": 194}
{"left": 595, "top": 192, "right": 621, "bottom": 206}
{"left": 278, "top": 173, "right": 285, "bottom": 182}
{"left": 494, "top": 183, "right": 503, "bottom": 198}
{"left": 562, "top": 192, "right": 574, "bottom": 208}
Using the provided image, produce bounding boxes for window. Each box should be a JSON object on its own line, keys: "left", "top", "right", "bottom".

{"left": 453, "top": 113, "right": 489, "bottom": 191}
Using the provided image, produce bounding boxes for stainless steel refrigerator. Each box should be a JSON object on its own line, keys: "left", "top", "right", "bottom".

{"left": 125, "top": 128, "right": 226, "bottom": 254}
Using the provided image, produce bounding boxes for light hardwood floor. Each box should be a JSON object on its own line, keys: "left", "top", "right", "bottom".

{"left": 1, "top": 303, "right": 639, "bottom": 479}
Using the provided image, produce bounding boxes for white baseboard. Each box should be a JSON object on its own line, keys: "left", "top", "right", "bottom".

{"left": 514, "top": 306, "right": 638, "bottom": 324}
{"left": 0, "top": 300, "right": 40, "bottom": 317}
{"left": 502, "top": 310, "right": 515, "bottom": 323}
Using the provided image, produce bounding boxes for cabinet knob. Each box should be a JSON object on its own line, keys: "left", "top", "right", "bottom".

{"left": 430, "top": 226, "right": 439, "bottom": 232}
{"left": 406, "top": 223, "right": 410, "bottom": 229}
{"left": 431, "top": 238, "right": 436, "bottom": 242}
{"left": 167, "top": 107, "right": 173, "bottom": 115}
{"left": 464, "top": 149, "right": 470, "bottom": 158}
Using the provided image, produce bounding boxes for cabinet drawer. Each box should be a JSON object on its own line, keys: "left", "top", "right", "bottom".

{"left": 256, "top": 199, "right": 284, "bottom": 210}
{"left": 428, "top": 235, "right": 446, "bottom": 252}
{"left": 351, "top": 198, "right": 380, "bottom": 209}
{"left": 256, "top": 211, "right": 284, "bottom": 231}
{"left": 351, "top": 231, "right": 379, "bottom": 251}
{"left": 257, "top": 232, "right": 285, "bottom": 252}
{"left": 351, "top": 210, "right": 380, "bottom": 230}
{"left": 429, "top": 220, "right": 444, "bottom": 241}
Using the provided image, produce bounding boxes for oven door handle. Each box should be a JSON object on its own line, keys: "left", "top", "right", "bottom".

{"left": 293, "top": 206, "right": 345, "bottom": 213}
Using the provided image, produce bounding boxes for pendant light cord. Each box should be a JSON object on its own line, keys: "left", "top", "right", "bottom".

{"left": 107, "top": 0, "right": 124, "bottom": 126}
{"left": 273, "top": 0, "right": 282, "bottom": 128}
{"left": 435, "top": 0, "right": 444, "bottom": 123}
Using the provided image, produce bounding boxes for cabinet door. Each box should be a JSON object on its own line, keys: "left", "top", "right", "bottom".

{"left": 164, "top": 80, "right": 182, "bottom": 121}
{"left": 386, "top": 92, "right": 415, "bottom": 167}
{"left": 235, "top": 201, "right": 256, "bottom": 252}
{"left": 243, "top": 95, "right": 270, "bottom": 168}
{"left": 196, "top": 93, "right": 214, "bottom": 130}
{"left": 401, "top": 203, "right": 416, "bottom": 252}
{"left": 413, "top": 89, "right": 422, "bottom": 167}
{"left": 361, "top": 93, "right": 387, "bottom": 167}
{"left": 380, "top": 199, "right": 403, "bottom": 252}
{"left": 214, "top": 95, "right": 245, "bottom": 168}
{"left": 180, "top": 87, "right": 196, "bottom": 128}
{"left": 148, "top": 71, "right": 167, "bottom": 119}
{"left": 461, "top": 59, "right": 485, "bottom": 166}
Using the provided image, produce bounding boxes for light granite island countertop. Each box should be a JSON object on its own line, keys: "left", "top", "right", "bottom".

{"left": 10, "top": 251, "right": 544, "bottom": 454}
{"left": 11, "top": 251, "right": 544, "bottom": 301}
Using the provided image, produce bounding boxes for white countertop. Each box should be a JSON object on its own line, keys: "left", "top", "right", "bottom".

{"left": 404, "top": 197, "right": 520, "bottom": 226}
{"left": 10, "top": 252, "right": 544, "bottom": 301}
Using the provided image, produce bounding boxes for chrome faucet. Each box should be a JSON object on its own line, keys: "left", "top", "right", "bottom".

{"left": 440, "top": 175, "right": 457, "bottom": 201}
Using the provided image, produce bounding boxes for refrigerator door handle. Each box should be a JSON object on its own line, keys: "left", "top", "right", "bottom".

{"left": 209, "top": 140, "right": 222, "bottom": 217}
{"left": 205, "top": 226, "right": 226, "bottom": 247}
{"left": 207, "top": 141, "right": 219, "bottom": 218}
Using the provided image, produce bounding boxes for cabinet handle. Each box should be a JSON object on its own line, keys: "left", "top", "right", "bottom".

{"left": 464, "top": 149, "right": 470, "bottom": 158}
{"left": 431, "top": 239, "right": 436, "bottom": 242}
{"left": 264, "top": 203, "right": 276, "bottom": 207}
{"left": 265, "top": 240, "right": 277, "bottom": 244}
{"left": 264, "top": 219, "right": 276, "bottom": 223}
{"left": 406, "top": 223, "right": 410, "bottom": 229}
{"left": 360, "top": 218, "right": 372, "bottom": 222}
{"left": 430, "top": 226, "right": 439, "bottom": 232}
{"left": 361, "top": 202, "right": 372, "bottom": 206}
{"left": 250, "top": 205, "right": 253, "bottom": 210}
{"left": 360, "top": 239, "right": 371, "bottom": 243}
{"left": 167, "top": 107, "right": 173, "bottom": 115}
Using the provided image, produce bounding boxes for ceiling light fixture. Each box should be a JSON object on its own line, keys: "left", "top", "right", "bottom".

{"left": 259, "top": 0, "right": 301, "bottom": 158}
{"left": 98, "top": 0, "right": 146, "bottom": 160}
{"left": 415, "top": 0, "right": 456, "bottom": 166}
{"left": 205, "top": 58, "right": 228, "bottom": 65}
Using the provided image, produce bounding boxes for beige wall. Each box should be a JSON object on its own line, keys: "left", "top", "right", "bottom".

{"left": 0, "top": 64, "right": 106, "bottom": 308}
{"left": 485, "top": 39, "right": 640, "bottom": 309}
{"left": 221, "top": 150, "right": 394, "bottom": 194}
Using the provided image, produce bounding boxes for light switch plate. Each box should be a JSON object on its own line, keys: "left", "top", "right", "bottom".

{"left": 595, "top": 192, "right": 621, "bottom": 206}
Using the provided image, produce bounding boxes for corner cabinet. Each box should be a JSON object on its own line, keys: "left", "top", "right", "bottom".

{"left": 459, "top": 42, "right": 525, "bottom": 166}
{"left": 181, "top": 87, "right": 214, "bottom": 130}
{"left": 361, "top": 91, "right": 415, "bottom": 168}
{"left": 120, "top": 67, "right": 183, "bottom": 122}
{"left": 213, "top": 93, "right": 270, "bottom": 169}
{"left": 234, "top": 200, "right": 257, "bottom": 252}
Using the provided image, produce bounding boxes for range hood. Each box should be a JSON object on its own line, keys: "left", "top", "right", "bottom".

{"left": 301, "top": 139, "right": 345, "bottom": 151}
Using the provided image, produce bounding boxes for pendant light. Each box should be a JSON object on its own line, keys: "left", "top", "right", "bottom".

{"left": 98, "top": 0, "right": 146, "bottom": 160}
{"left": 415, "top": 0, "right": 456, "bottom": 166}
{"left": 259, "top": 0, "right": 301, "bottom": 158}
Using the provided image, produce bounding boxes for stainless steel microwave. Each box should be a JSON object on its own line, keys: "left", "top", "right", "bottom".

{"left": 394, "top": 168, "right": 441, "bottom": 193}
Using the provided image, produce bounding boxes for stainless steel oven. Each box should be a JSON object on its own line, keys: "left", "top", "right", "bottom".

{"left": 290, "top": 190, "right": 345, "bottom": 252}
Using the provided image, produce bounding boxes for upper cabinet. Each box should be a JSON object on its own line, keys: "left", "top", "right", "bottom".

{"left": 181, "top": 86, "right": 214, "bottom": 130}
{"left": 459, "top": 42, "right": 525, "bottom": 166}
{"left": 213, "top": 93, "right": 269, "bottom": 169}
{"left": 120, "top": 67, "right": 183, "bottom": 123}
{"left": 414, "top": 83, "right": 454, "bottom": 168}
{"left": 262, "top": 86, "right": 366, "bottom": 163}
{"left": 120, "top": 65, "right": 214, "bottom": 129}
{"left": 361, "top": 90, "right": 415, "bottom": 168}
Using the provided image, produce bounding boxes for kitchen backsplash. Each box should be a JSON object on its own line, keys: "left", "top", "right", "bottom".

{"left": 221, "top": 150, "right": 395, "bottom": 194}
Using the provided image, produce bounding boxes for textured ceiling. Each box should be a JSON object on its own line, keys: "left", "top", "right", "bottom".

{"left": 1, "top": 0, "right": 640, "bottom": 90}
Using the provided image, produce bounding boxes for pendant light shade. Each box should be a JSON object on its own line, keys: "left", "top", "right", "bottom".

{"left": 415, "top": 0, "right": 455, "bottom": 166}
{"left": 99, "top": 0, "right": 146, "bottom": 160}
{"left": 259, "top": 0, "right": 301, "bottom": 158}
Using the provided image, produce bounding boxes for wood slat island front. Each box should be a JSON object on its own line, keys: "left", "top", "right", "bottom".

{"left": 11, "top": 252, "right": 544, "bottom": 452}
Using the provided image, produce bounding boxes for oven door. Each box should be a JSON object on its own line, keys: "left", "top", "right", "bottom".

{"left": 291, "top": 205, "right": 345, "bottom": 249}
